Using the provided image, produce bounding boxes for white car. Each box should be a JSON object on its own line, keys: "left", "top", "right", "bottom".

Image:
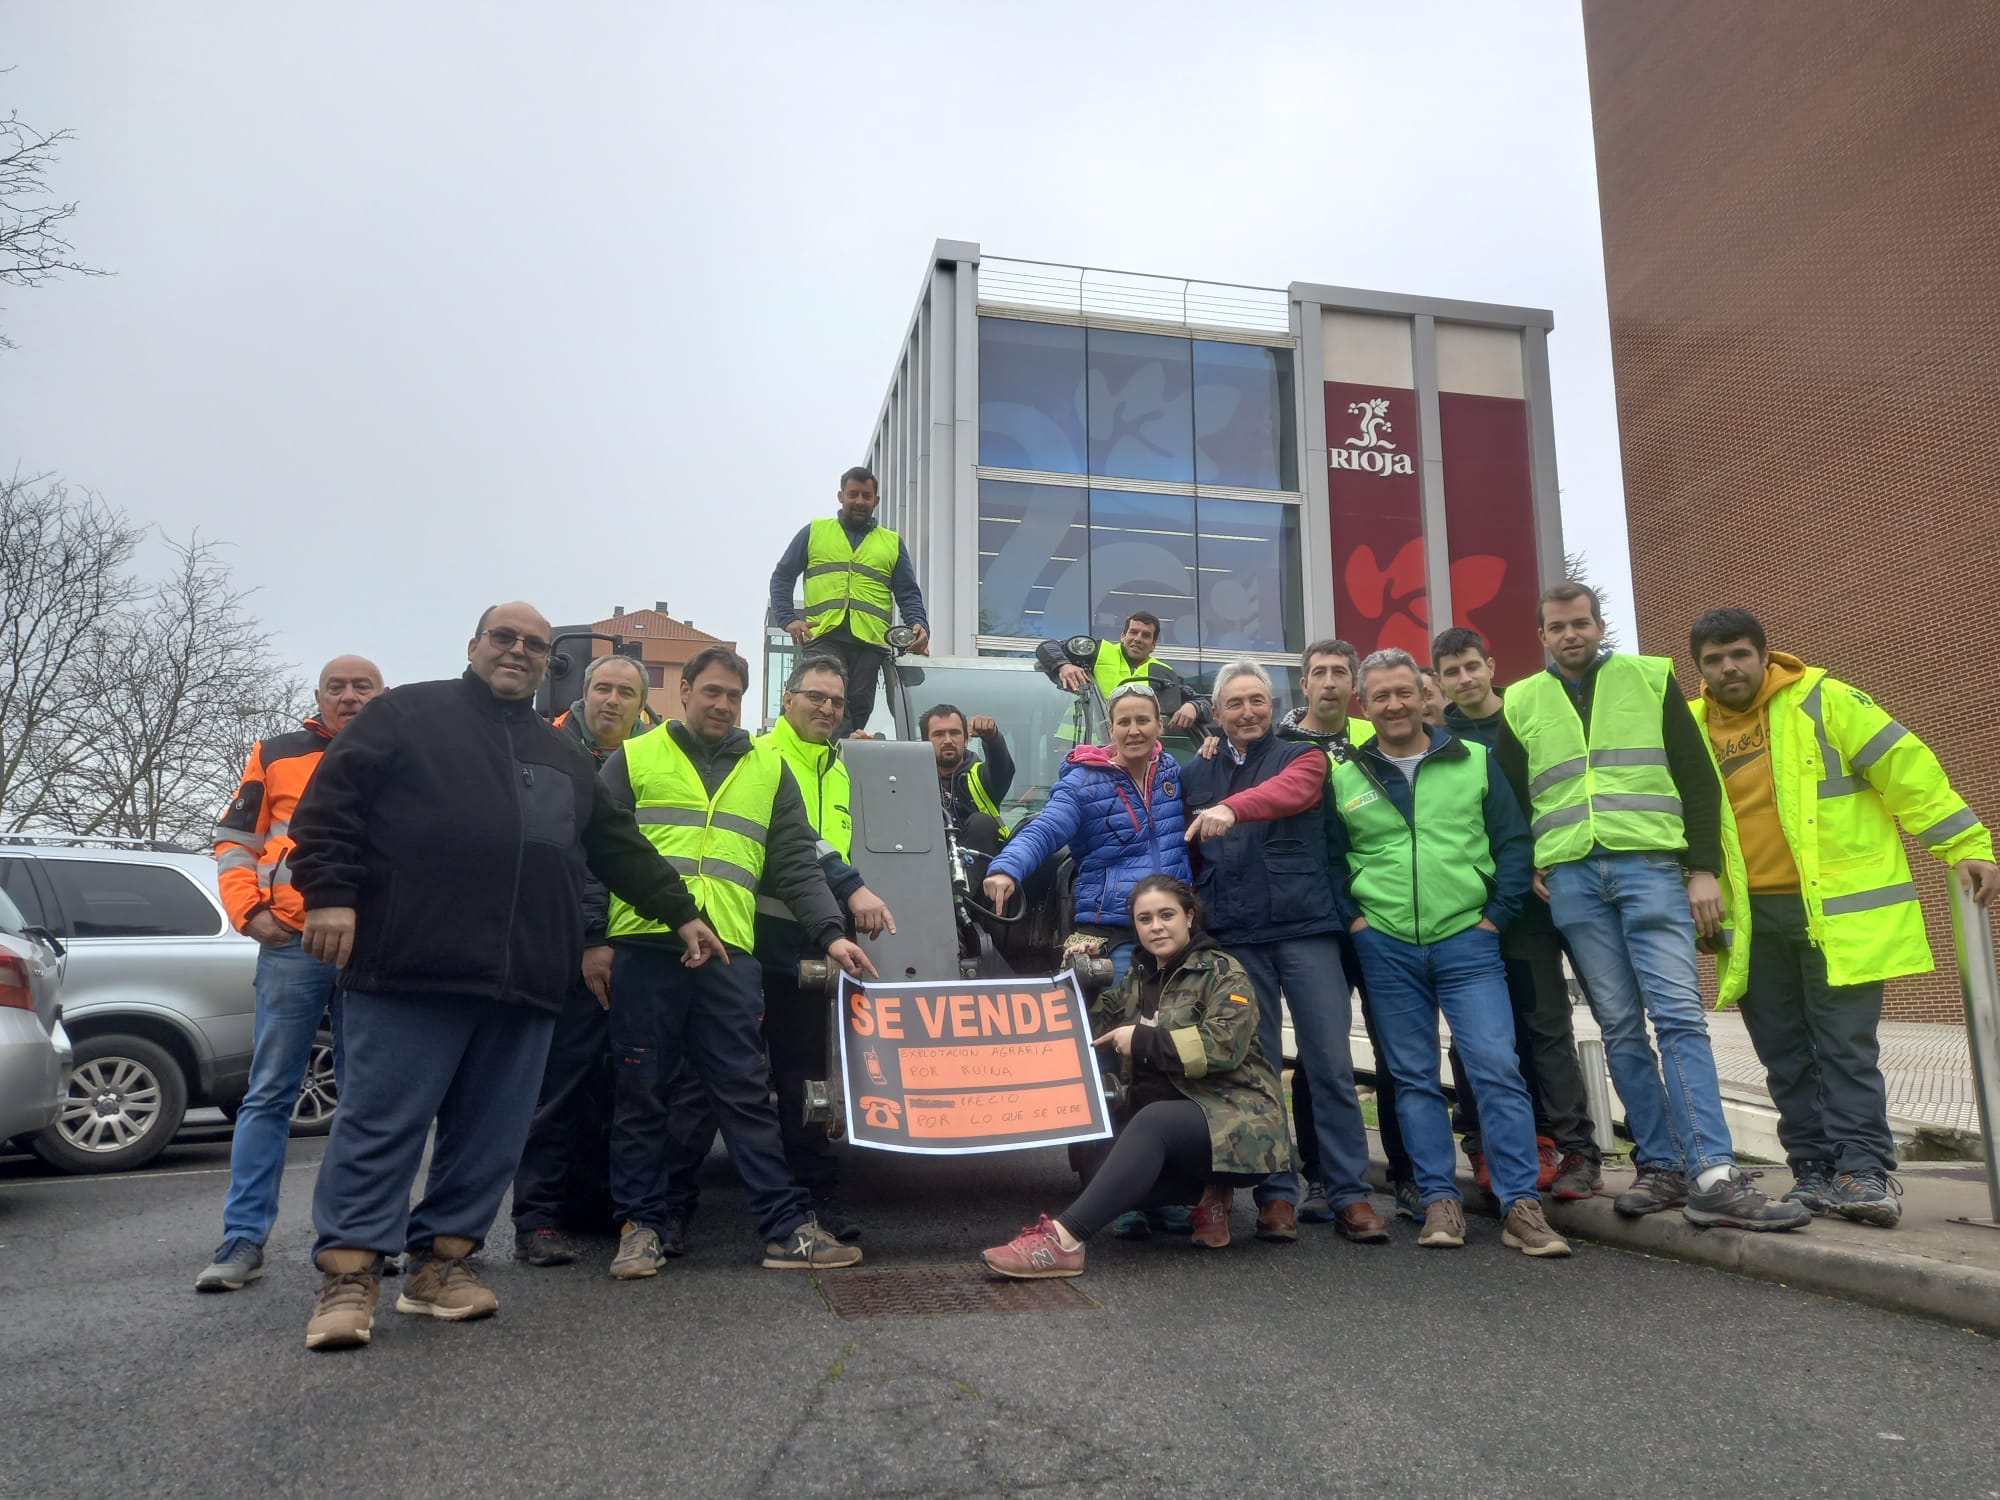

{"left": 0, "top": 883, "right": 72, "bottom": 1144}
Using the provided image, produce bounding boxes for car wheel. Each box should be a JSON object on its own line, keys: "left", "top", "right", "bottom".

{"left": 32, "top": 1034, "right": 189, "bottom": 1174}
{"left": 289, "top": 1029, "right": 339, "bottom": 1137}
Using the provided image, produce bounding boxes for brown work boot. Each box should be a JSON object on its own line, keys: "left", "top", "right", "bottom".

{"left": 1502, "top": 1198, "right": 1574, "bottom": 1258}
{"left": 1255, "top": 1199, "right": 1298, "bottom": 1242}
{"left": 1190, "top": 1185, "right": 1233, "bottom": 1249}
{"left": 305, "top": 1248, "right": 380, "bottom": 1351}
{"left": 1333, "top": 1199, "right": 1390, "bottom": 1244}
{"left": 1419, "top": 1197, "right": 1468, "bottom": 1248}
{"left": 396, "top": 1235, "right": 499, "bottom": 1321}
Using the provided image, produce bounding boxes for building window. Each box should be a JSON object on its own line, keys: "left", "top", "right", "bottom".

{"left": 645, "top": 662, "right": 667, "bottom": 688}
{"left": 1196, "top": 497, "right": 1303, "bottom": 654}
{"left": 1194, "top": 341, "right": 1297, "bottom": 490}
{"left": 978, "top": 318, "right": 1086, "bottom": 473}
{"left": 977, "top": 479, "right": 1090, "bottom": 638}
{"left": 1087, "top": 329, "right": 1195, "bottom": 484}
{"left": 1088, "top": 489, "right": 1197, "bottom": 647}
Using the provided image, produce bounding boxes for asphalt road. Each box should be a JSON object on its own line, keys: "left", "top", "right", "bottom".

{"left": 5, "top": 1125, "right": 2000, "bottom": 1500}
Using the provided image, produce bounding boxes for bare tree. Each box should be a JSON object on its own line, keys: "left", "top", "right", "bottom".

{"left": 1, "top": 92, "right": 110, "bottom": 350}
{"left": 0, "top": 473, "right": 145, "bottom": 827}
{"left": 1, "top": 480, "right": 301, "bottom": 846}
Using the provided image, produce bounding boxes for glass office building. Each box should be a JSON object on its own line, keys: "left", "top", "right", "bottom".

{"left": 864, "top": 242, "right": 1566, "bottom": 694}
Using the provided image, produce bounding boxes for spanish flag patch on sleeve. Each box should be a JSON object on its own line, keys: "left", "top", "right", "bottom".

{"left": 1227, "top": 992, "right": 1250, "bottom": 1005}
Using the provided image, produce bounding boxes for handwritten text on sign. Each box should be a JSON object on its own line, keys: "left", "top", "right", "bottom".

{"left": 837, "top": 971, "right": 1113, "bottom": 1155}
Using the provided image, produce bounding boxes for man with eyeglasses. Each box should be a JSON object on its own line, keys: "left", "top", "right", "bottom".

{"left": 287, "top": 602, "right": 729, "bottom": 1351}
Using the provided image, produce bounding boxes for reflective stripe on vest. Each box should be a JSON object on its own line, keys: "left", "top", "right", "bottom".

{"left": 607, "top": 729, "right": 781, "bottom": 950}
{"left": 802, "top": 517, "right": 900, "bottom": 645}
{"left": 1503, "top": 656, "right": 1686, "bottom": 866}
{"left": 1330, "top": 743, "right": 1496, "bottom": 945}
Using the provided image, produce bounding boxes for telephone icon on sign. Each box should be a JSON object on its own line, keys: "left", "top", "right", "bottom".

{"left": 859, "top": 1096, "right": 903, "bottom": 1130}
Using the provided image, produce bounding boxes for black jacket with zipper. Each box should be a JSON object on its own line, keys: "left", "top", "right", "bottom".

{"left": 289, "top": 671, "right": 701, "bottom": 1014}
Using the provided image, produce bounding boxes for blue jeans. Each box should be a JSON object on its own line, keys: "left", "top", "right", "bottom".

{"left": 1107, "top": 940, "right": 1136, "bottom": 989}
{"left": 1547, "top": 851, "right": 1735, "bottom": 1173}
{"left": 607, "top": 943, "right": 812, "bottom": 1243}
{"left": 1230, "top": 934, "right": 1369, "bottom": 1208}
{"left": 217, "top": 936, "right": 342, "bottom": 1249}
{"left": 312, "top": 991, "right": 555, "bottom": 1258}
{"left": 1353, "top": 923, "right": 1541, "bottom": 1207}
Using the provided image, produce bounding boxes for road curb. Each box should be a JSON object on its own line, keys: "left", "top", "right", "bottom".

{"left": 1364, "top": 1161, "right": 2000, "bottom": 1336}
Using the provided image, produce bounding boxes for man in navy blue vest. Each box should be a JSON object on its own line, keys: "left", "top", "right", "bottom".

{"left": 1182, "top": 659, "right": 1389, "bottom": 1246}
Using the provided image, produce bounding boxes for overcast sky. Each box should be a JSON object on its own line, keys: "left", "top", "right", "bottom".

{"left": 2, "top": 1, "right": 1632, "bottom": 700}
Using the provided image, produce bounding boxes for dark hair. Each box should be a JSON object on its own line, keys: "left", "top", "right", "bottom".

{"left": 839, "top": 465, "right": 878, "bottom": 492}
{"left": 681, "top": 645, "right": 750, "bottom": 689}
{"left": 1122, "top": 610, "right": 1161, "bottom": 638}
{"left": 1301, "top": 638, "right": 1360, "bottom": 678}
{"left": 1689, "top": 607, "right": 1767, "bottom": 662}
{"left": 785, "top": 654, "right": 848, "bottom": 692}
{"left": 1537, "top": 580, "right": 1603, "bottom": 628}
{"left": 1129, "top": 872, "right": 1205, "bottom": 932}
{"left": 1430, "top": 626, "right": 1489, "bottom": 664}
{"left": 919, "top": 703, "right": 966, "bottom": 737}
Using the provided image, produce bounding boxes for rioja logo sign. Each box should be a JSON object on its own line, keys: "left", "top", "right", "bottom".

{"left": 1330, "top": 396, "right": 1415, "bottom": 475}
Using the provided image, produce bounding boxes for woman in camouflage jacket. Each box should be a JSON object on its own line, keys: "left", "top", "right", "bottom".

{"left": 983, "top": 875, "right": 1292, "bottom": 1279}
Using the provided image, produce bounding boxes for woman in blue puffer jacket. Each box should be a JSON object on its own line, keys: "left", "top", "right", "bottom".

{"left": 982, "top": 680, "right": 1189, "bottom": 986}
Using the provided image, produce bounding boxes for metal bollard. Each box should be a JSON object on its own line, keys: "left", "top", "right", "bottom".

{"left": 1576, "top": 1036, "right": 1622, "bottom": 1161}
{"left": 1951, "top": 879, "right": 2000, "bottom": 1225}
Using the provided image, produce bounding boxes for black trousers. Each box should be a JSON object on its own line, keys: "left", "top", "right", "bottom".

{"left": 1057, "top": 1100, "right": 1254, "bottom": 1241}
{"left": 664, "top": 933, "right": 838, "bottom": 1217}
{"left": 510, "top": 981, "right": 612, "bottom": 1233}
{"left": 1738, "top": 892, "right": 1896, "bottom": 1175}
{"left": 812, "top": 624, "right": 889, "bottom": 738}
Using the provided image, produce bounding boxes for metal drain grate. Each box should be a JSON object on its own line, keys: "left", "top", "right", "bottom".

{"left": 819, "top": 1263, "right": 1097, "bottom": 1319}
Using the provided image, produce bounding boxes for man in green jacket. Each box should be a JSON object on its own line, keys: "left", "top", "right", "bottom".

{"left": 1690, "top": 608, "right": 1997, "bottom": 1227}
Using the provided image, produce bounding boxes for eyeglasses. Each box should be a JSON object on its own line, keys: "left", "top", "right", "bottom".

{"left": 480, "top": 627, "right": 553, "bottom": 658}
{"left": 793, "top": 688, "right": 847, "bottom": 711}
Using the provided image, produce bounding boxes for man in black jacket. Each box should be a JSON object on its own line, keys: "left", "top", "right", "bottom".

{"left": 289, "top": 602, "right": 726, "bottom": 1352}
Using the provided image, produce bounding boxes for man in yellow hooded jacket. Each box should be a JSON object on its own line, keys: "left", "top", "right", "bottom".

{"left": 1689, "top": 608, "right": 1997, "bottom": 1229}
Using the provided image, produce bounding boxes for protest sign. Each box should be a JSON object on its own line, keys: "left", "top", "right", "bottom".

{"left": 837, "top": 970, "right": 1113, "bottom": 1155}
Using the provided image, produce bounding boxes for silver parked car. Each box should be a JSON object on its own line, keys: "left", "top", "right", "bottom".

{"left": 0, "top": 840, "right": 338, "bottom": 1174}
{"left": 0, "top": 884, "right": 72, "bottom": 1143}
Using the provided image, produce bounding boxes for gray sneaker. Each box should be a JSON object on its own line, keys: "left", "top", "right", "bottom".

{"left": 195, "top": 1239, "right": 265, "bottom": 1292}
{"left": 1613, "top": 1165, "right": 1690, "bottom": 1218}
{"left": 762, "top": 1216, "right": 863, "bottom": 1270}
{"left": 1827, "top": 1169, "right": 1903, "bottom": 1228}
{"left": 1782, "top": 1160, "right": 1838, "bottom": 1216}
{"left": 610, "top": 1223, "right": 666, "bottom": 1280}
{"left": 1297, "top": 1181, "right": 1337, "bottom": 1223}
{"left": 1391, "top": 1178, "right": 1424, "bottom": 1222}
{"left": 1684, "top": 1167, "right": 1811, "bottom": 1231}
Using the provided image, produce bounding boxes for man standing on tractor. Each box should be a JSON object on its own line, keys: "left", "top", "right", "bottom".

{"left": 769, "top": 465, "right": 928, "bottom": 737}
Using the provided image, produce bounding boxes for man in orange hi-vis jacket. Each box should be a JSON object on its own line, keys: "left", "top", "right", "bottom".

{"left": 196, "top": 654, "right": 384, "bottom": 1294}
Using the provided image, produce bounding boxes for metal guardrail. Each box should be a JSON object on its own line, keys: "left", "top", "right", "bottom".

{"left": 978, "top": 256, "right": 1292, "bottom": 336}
{"left": 1952, "top": 878, "right": 2000, "bottom": 1225}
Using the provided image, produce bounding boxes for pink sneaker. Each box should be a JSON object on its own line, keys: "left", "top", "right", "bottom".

{"left": 982, "top": 1215, "right": 1085, "bottom": 1279}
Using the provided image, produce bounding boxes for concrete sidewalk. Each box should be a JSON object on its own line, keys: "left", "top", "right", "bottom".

{"left": 1342, "top": 997, "right": 2000, "bottom": 1333}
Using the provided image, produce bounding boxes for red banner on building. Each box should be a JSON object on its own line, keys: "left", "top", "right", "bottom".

{"left": 1438, "top": 392, "right": 1542, "bottom": 686}
{"left": 837, "top": 971, "right": 1113, "bottom": 1156}
{"left": 1324, "top": 381, "right": 1429, "bottom": 662}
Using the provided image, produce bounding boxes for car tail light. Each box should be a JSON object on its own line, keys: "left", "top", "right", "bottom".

{"left": 0, "top": 952, "right": 31, "bottom": 1010}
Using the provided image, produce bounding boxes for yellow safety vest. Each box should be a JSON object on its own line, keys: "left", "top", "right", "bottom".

{"left": 1503, "top": 655, "right": 1685, "bottom": 867}
{"left": 757, "top": 715, "right": 850, "bottom": 859}
{"left": 1695, "top": 667, "right": 1993, "bottom": 1003}
{"left": 802, "top": 517, "right": 900, "bottom": 645}
{"left": 1058, "top": 638, "right": 1166, "bottom": 744}
{"left": 607, "top": 727, "right": 781, "bottom": 951}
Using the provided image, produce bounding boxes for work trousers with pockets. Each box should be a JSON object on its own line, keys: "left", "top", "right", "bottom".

{"left": 311, "top": 990, "right": 555, "bottom": 1259}
{"left": 607, "top": 942, "right": 812, "bottom": 1245}
{"left": 811, "top": 624, "right": 890, "bottom": 739}
{"left": 1738, "top": 892, "right": 1896, "bottom": 1176}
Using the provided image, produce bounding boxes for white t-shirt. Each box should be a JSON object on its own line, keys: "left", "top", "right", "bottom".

{"left": 1384, "top": 751, "right": 1426, "bottom": 784}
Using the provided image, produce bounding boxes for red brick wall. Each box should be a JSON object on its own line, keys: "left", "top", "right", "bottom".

{"left": 1583, "top": 2, "right": 2000, "bottom": 1021}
